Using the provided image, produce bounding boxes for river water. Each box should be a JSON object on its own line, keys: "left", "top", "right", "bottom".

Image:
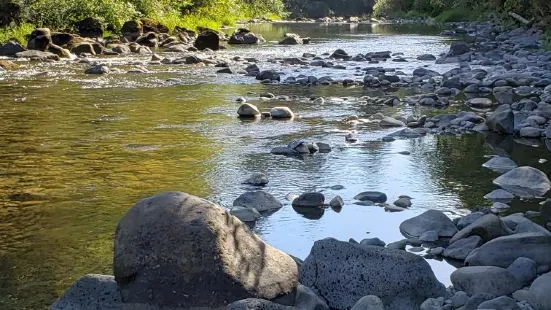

{"left": 1, "top": 22, "right": 551, "bottom": 309}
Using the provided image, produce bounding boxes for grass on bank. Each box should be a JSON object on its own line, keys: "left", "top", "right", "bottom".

{"left": 0, "top": 23, "right": 35, "bottom": 45}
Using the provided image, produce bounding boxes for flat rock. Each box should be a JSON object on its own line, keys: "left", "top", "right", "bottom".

{"left": 300, "top": 238, "right": 445, "bottom": 310}
{"left": 450, "top": 266, "right": 521, "bottom": 296}
{"left": 400, "top": 210, "right": 458, "bottom": 238}
{"left": 465, "top": 233, "right": 551, "bottom": 273}
{"left": 493, "top": 166, "right": 551, "bottom": 198}
{"left": 233, "top": 191, "right": 283, "bottom": 212}
{"left": 379, "top": 117, "right": 405, "bottom": 127}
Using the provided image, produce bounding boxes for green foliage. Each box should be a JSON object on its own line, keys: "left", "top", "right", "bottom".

{"left": 433, "top": 8, "right": 480, "bottom": 22}
{"left": 0, "top": 22, "right": 34, "bottom": 45}
{"left": 12, "top": 0, "right": 285, "bottom": 32}
{"left": 286, "top": 0, "right": 375, "bottom": 19}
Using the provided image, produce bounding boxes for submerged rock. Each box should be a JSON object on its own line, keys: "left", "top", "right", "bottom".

{"left": 493, "top": 166, "right": 551, "bottom": 198}
{"left": 243, "top": 172, "right": 269, "bottom": 186}
{"left": 300, "top": 238, "right": 445, "bottom": 310}
{"left": 484, "top": 189, "right": 515, "bottom": 202}
{"left": 114, "top": 192, "right": 298, "bottom": 308}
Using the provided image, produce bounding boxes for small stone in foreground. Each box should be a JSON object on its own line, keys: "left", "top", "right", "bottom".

{"left": 50, "top": 274, "right": 121, "bottom": 310}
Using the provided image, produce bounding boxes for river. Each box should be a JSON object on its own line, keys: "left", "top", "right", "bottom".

{"left": 1, "top": 22, "right": 550, "bottom": 309}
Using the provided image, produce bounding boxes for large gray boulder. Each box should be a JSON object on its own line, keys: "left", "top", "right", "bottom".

{"left": 493, "top": 166, "right": 551, "bottom": 198}
{"left": 449, "top": 214, "right": 511, "bottom": 244}
{"left": 399, "top": 210, "right": 458, "bottom": 238}
{"left": 528, "top": 271, "right": 551, "bottom": 310}
{"left": 450, "top": 266, "right": 521, "bottom": 296}
{"left": 443, "top": 235, "right": 482, "bottom": 261}
{"left": 465, "top": 233, "right": 551, "bottom": 273}
{"left": 114, "top": 192, "right": 298, "bottom": 308}
{"left": 482, "top": 157, "right": 518, "bottom": 174}
{"left": 299, "top": 238, "right": 445, "bottom": 310}
{"left": 477, "top": 296, "right": 520, "bottom": 310}
{"left": 50, "top": 274, "right": 121, "bottom": 310}
{"left": 486, "top": 104, "right": 514, "bottom": 134}
{"left": 233, "top": 191, "right": 283, "bottom": 212}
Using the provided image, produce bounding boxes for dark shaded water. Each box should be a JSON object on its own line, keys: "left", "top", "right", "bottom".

{"left": 1, "top": 23, "right": 550, "bottom": 309}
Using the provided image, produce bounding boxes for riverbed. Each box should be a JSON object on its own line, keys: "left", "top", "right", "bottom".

{"left": 1, "top": 22, "right": 551, "bottom": 309}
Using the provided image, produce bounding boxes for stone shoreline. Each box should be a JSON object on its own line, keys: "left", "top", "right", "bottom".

{"left": 50, "top": 187, "right": 551, "bottom": 310}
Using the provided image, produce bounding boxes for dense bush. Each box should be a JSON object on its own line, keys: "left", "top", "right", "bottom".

{"left": 373, "top": 0, "right": 551, "bottom": 20}
{"left": 8, "top": 0, "right": 285, "bottom": 32}
{"left": 286, "top": 0, "right": 375, "bottom": 18}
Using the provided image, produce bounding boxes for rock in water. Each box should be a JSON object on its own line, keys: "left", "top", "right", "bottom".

{"left": 233, "top": 191, "right": 283, "bottom": 212}
{"left": 528, "top": 271, "right": 551, "bottom": 310}
{"left": 493, "top": 166, "right": 551, "bottom": 198}
{"left": 399, "top": 210, "right": 458, "bottom": 238}
{"left": 292, "top": 192, "right": 325, "bottom": 208}
{"left": 114, "top": 192, "right": 298, "bottom": 308}
{"left": 465, "top": 233, "right": 551, "bottom": 273}
{"left": 394, "top": 197, "right": 412, "bottom": 208}
{"left": 482, "top": 156, "right": 518, "bottom": 173}
{"left": 450, "top": 266, "right": 521, "bottom": 296}
{"left": 270, "top": 107, "right": 294, "bottom": 119}
{"left": 351, "top": 295, "right": 385, "bottom": 310}
{"left": 484, "top": 189, "right": 515, "bottom": 202}
{"left": 50, "top": 274, "right": 121, "bottom": 310}
{"left": 243, "top": 173, "right": 269, "bottom": 186}
{"left": 330, "top": 196, "right": 344, "bottom": 208}
{"left": 354, "top": 191, "right": 387, "bottom": 203}
{"left": 300, "top": 238, "right": 445, "bottom": 310}
{"left": 194, "top": 30, "right": 220, "bottom": 50}
{"left": 237, "top": 103, "right": 260, "bottom": 117}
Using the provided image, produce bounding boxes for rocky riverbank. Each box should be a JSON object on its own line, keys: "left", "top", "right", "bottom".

{"left": 50, "top": 189, "right": 551, "bottom": 310}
